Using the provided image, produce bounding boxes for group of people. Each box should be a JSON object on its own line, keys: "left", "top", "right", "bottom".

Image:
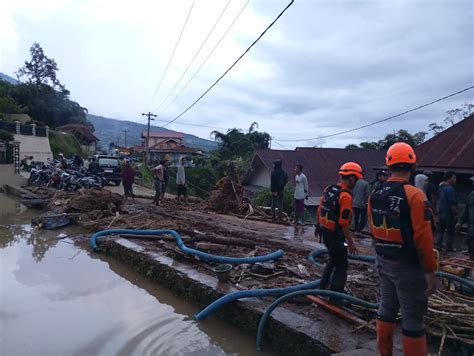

{"left": 269, "top": 160, "right": 309, "bottom": 225}
{"left": 314, "top": 142, "right": 474, "bottom": 356}
{"left": 150, "top": 157, "right": 188, "bottom": 205}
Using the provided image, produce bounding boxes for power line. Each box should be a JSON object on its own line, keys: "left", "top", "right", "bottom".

{"left": 153, "top": 0, "right": 232, "bottom": 113}
{"left": 147, "top": 2, "right": 195, "bottom": 109}
{"left": 161, "top": 0, "right": 294, "bottom": 127}
{"left": 158, "top": 0, "right": 250, "bottom": 117}
{"left": 153, "top": 118, "right": 228, "bottom": 130}
{"left": 273, "top": 85, "right": 474, "bottom": 142}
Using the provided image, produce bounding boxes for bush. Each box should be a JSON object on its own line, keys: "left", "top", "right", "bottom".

{"left": 252, "top": 185, "right": 295, "bottom": 215}
{"left": 48, "top": 130, "right": 83, "bottom": 157}
{"left": 166, "top": 166, "right": 218, "bottom": 199}
{"left": 0, "top": 129, "right": 14, "bottom": 142}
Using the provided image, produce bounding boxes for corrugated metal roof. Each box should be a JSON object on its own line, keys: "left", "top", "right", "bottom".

{"left": 141, "top": 130, "right": 184, "bottom": 138}
{"left": 417, "top": 114, "right": 474, "bottom": 170}
{"left": 245, "top": 147, "right": 386, "bottom": 197}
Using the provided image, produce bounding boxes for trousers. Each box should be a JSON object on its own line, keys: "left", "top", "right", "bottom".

{"left": 320, "top": 233, "right": 348, "bottom": 293}
{"left": 376, "top": 256, "right": 427, "bottom": 335}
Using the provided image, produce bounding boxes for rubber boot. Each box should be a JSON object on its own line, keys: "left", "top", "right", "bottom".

{"left": 376, "top": 320, "right": 397, "bottom": 356}
{"left": 402, "top": 335, "right": 427, "bottom": 356}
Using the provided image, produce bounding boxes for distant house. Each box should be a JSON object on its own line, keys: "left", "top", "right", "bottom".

{"left": 243, "top": 147, "right": 386, "bottom": 206}
{"left": 141, "top": 130, "right": 205, "bottom": 165}
{"left": 416, "top": 113, "right": 474, "bottom": 199}
{"left": 58, "top": 124, "right": 99, "bottom": 153}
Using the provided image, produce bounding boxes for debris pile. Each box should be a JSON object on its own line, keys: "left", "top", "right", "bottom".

{"left": 207, "top": 177, "right": 243, "bottom": 213}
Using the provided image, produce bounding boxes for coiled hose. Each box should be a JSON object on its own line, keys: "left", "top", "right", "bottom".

{"left": 195, "top": 279, "right": 321, "bottom": 320}
{"left": 90, "top": 229, "right": 284, "bottom": 264}
{"left": 308, "top": 248, "right": 474, "bottom": 290}
{"left": 255, "top": 289, "right": 379, "bottom": 351}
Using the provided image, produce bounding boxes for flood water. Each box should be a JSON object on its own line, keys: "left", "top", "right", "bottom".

{"left": 0, "top": 193, "right": 275, "bottom": 356}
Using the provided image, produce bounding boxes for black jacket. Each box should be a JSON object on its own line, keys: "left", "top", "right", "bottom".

{"left": 270, "top": 160, "right": 288, "bottom": 192}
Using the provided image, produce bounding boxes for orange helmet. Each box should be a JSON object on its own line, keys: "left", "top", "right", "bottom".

{"left": 386, "top": 142, "right": 416, "bottom": 166}
{"left": 339, "top": 162, "right": 363, "bottom": 179}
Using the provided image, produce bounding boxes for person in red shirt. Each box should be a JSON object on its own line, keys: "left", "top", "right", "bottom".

{"left": 317, "top": 162, "right": 360, "bottom": 297}
{"left": 368, "top": 142, "right": 437, "bottom": 356}
{"left": 121, "top": 160, "right": 135, "bottom": 198}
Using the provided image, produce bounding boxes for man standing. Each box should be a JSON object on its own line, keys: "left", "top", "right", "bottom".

{"left": 436, "top": 171, "right": 458, "bottom": 252}
{"left": 458, "top": 176, "right": 474, "bottom": 260}
{"left": 293, "top": 164, "right": 308, "bottom": 225}
{"left": 88, "top": 157, "right": 100, "bottom": 176}
{"left": 161, "top": 160, "right": 170, "bottom": 201}
{"left": 270, "top": 159, "right": 288, "bottom": 221}
{"left": 352, "top": 174, "right": 370, "bottom": 233}
{"left": 121, "top": 160, "right": 135, "bottom": 198}
{"left": 176, "top": 157, "right": 188, "bottom": 205}
{"left": 370, "top": 170, "right": 388, "bottom": 193}
{"left": 423, "top": 170, "right": 437, "bottom": 208}
{"left": 369, "top": 142, "right": 437, "bottom": 356}
{"left": 152, "top": 161, "right": 164, "bottom": 206}
{"left": 317, "top": 162, "right": 360, "bottom": 297}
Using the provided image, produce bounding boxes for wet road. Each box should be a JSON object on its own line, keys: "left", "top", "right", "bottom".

{"left": 0, "top": 193, "right": 274, "bottom": 356}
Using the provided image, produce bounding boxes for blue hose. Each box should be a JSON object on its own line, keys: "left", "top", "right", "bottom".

{"left": 90, "top": 229, "right": 284, "bottom": 264}
{"left": 255, "top": 289, "right": 379, "bottom": 351}
{"left": 308, "top": 248, "right": 473, "bottom": 291}
{"left": 195, "top": 279, "right": 321, "bottom": 320}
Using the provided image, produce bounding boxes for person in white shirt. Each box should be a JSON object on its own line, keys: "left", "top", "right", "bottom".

{"left": 294, "top": 164, "right": 309, "bottom": 225}
{"left": 176, "top": 157, "right": 188, "bottom": 205}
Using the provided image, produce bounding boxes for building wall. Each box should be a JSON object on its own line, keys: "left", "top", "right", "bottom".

{"left": 145, "top": 137, "right": 183, "bottom": 147}
{"left": 14, "top": 134, "right": 53, "bottom": 163}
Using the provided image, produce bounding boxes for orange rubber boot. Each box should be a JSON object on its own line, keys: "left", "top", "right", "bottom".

{"left": 402, "top": 335, "right": 427, "bottom": 356}
{"left": 376, "top": 320, "right": 397, "bottom": 356}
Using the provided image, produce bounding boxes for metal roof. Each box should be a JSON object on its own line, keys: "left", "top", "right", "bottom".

{"left": 141, "top": 130, "right": 184, "bottom": 139}
{"left": 244, "top": 147, "right": 386, "bottom": 197}
{"left": 417, "top": 114, "right": 474, "bottom": 171}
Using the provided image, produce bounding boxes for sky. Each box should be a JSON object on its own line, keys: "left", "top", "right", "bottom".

{"left": 0, "top": 0, "right": 473, "bottom": 148}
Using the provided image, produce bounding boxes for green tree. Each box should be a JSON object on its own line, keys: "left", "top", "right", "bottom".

{"left": 16, "top": 42, "right": 65, "bottom": 91}
{"left": 0, "top": 129, "right": 14, "bottom": 142}
{"left": 345, "top": 144, "right": 360, "bottom": 149}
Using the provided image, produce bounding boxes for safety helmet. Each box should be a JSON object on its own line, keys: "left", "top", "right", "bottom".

{"left": 339, "top": 162, "right": 363, "bottom": 179}
{"left": 385, "top": 142, "right": 416, "bottom": 166}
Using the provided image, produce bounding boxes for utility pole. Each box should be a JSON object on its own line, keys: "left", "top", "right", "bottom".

{"left": 122, "top": 128, "right": 130, "bottom": 148}
{"left": 142, "top": 112, "right": 157, "bottom": 164}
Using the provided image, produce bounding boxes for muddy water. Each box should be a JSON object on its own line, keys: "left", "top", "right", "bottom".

{"left": 0, "top": 194, "right": 275, "bottom": 356}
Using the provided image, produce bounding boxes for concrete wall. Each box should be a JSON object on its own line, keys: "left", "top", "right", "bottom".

{"left": 14, "top": 134, "right": 53, "bottom": 163}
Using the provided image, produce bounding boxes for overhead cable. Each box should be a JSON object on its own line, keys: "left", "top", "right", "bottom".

{"left": 147, "top": 2, "right": 195, "bottom": 109}
{"left": 153, "top": 0, "right": 232, "bottom": 113}
{"left": 161, "top": 0, "right": 294, "bottom": 127}
{"left": 159, "top": 0, "right": 250, "bottom": 117}
{"left": 273, "top": 85, "right": 474, "bottom": 142}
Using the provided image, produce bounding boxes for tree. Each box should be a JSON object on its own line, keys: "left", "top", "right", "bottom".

{"left": 16, "top": 43, "right": 65, "bottom": 91}
{"left": 345, "top": 144, "right": 360, "bottom": 149}
{"left": 428, "top": 122, "right": 444, "bottom": 135}
{"left": 0, "top": 129, "right": 14, "bottom": 142}
{"left": 359, "top": 141, "right": 379, "bottom": 150}
{"left": 346, "top": 129, "right": 427, "bottom": 150}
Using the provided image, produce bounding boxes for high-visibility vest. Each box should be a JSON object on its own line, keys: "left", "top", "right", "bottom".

{"left": 370, "top": 181, "right": 419, "bottom": 264}
{"left": 318, "top": 184, "right": 350, "bottom": 234}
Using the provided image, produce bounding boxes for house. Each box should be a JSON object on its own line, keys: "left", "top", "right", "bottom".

{"left": 243, "top": 147, "right": 387, "bottom": 206}
{"left": 142, "top": 130, "right": 205, "bottom": 165}
{"left": 416, "top": 113, "right": 474, "bottom": 199}
{"left": 58, "top": 124, "right": 99, "bottom": 153}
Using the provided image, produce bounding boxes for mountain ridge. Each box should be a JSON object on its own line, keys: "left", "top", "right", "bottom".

{"left": 87, "top": 114, "right": 216, "bottom": 151}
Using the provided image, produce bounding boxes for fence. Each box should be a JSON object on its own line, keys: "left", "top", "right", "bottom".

{"left": 0, "top": 120, "right": 49, "bottom": 138}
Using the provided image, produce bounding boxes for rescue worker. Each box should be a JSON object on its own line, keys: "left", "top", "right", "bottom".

{"left": 317, "top": 162, "right": 360, "bottom": 297}
{"left": 368, "top": 142, "right": 437, "bottom": 356}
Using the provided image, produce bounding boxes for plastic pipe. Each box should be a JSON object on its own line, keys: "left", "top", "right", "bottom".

{"left": 308, "top": 248, "right": 473, "bottom": 290}
{"left": 90, "top": 229, "right": 284, "bottom": 264}
{"left": 255, "top": 289, "right": 379, "bottom": 351}
{"left": 195, "top": 279, "right": 321, "bottom": 320}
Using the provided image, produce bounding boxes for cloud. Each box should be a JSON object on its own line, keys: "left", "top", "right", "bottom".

{"left": 0, "top": 0, "right": 472, "bottom": 148}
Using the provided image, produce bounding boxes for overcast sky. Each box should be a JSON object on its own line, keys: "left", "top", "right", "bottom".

{"left": 1, "top": 0, "right": 473, "bottom": 148}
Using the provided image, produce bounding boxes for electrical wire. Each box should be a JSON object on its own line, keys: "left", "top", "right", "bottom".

{"left": 158, "top": 0, "right": 250, "bottom": 117}
{"left": 153, "top": 0, "right": 232, "bottom": 113}
{"left": 161, "top": 0, "right": 294, "bottom": 127}
{"left": 273, "top": 85, "right": 474, "bottom": 142}
{"left": 147, "top": 2, "right": 195, "bottom": 109}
